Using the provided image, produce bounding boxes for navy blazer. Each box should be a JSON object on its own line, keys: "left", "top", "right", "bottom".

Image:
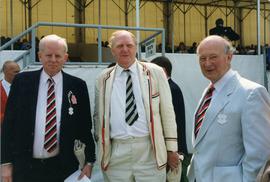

{"left": 1, "top": 69, "right": 95, "bottom": 178}
{"left": 168, "top": 78, "right": 187, "bottom": 154}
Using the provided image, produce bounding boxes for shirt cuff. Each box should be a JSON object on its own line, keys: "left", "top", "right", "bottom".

{"left": 86, "top": 162, "right": 94, "bottom": 166}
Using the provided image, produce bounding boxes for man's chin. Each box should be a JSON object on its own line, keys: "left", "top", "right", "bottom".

{"left": 205, "top": 74, "right": 215, "bottom": 81}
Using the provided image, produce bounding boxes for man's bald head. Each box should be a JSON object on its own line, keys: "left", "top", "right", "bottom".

{"left": 2, "top": 61, "right": 20, "bottom": 83}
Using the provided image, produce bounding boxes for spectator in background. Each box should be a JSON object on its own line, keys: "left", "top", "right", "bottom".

{"left": 236, "top": 44, "right": 247, "bottom": 55}
{"left": 166, "top": 45, "right": 173, "bottom": 53}
{"left": 0, "top": 36, "right": 6, "bottom": 46}
{"left": 157, "top": 43, "right": 162, "bottom": 53}
{"left": 209, "top": 18, "right": 240, "bottom": 41}
{"left": 266, "top": 44, "right": 270, "bottom": 70}
{"left": 14, "top": 39, "right": 22, "bottom": 50}
{"left": 151, "top": 56, "right": 190, "bottom": 182}
{"left": 0, "top": 61, "right": 20, "bottom": 123}
{"left": 188, "top": 42, "right": 197, "bottom": 53}
{"left": 104, "top": 41, "right": 109, "bottom": 48}
{"left": 21, "top": 38, "right": 31, "bottom": 50}
{"left": 176, "top": 42, "right": 187, "bottom": 53}
{"left": 188, "top": 35, "right": 270, "bottom": 182}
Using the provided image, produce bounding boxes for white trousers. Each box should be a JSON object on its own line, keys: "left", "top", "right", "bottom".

{"left": 103, "top": 136, "right": 166, "bottom": 182}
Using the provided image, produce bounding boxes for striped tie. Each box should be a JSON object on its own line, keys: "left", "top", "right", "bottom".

{"left": 125, "top": 70, "right": 139, "bottom": 126}
{"left": 44, "top": 78, "right": 57, "bottom": 153}
{"left": 194, "top": 85, "right": 215, "bottom": 138}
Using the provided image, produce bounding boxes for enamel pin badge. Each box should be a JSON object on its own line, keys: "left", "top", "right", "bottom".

{"left": 68, "top": 91, "right": 77, "bottom": 115}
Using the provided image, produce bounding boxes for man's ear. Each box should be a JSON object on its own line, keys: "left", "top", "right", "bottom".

{"left": 64, "top": 53, "right": 69, "bottom": 62}
{"left": 227, "top": 53, "right": 233, "bottom": 63}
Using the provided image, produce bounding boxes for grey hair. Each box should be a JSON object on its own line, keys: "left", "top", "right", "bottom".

{"left": 39, "top": 34, "right": 68, "bottom": 52}
{"left": 109, "top": 30, "right": 137, "bottom": 48}
{"left": 224, "top": 42, "right": 235, "bottom": 54}
{"left": 197, "top": 35, "right": 235, "bottom": 55}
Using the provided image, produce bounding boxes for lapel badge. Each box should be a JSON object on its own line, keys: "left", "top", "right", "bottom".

{"left": 217, "top": 114, "right": 227, "bottom": 124}
{"left": 69, "top": 107, "right": 74, "bottom": 115}
{"left": 68, "top": 91, "right": 77, "bottom": 115}
{"left": 71, "top": 95, "right": 77, "bottom": 105}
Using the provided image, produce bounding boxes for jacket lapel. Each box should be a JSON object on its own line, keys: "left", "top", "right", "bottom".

{"left": 61, "top": 72, "right": 69, "bottom": 124}
{"left": 194, "top": 73, "right": 238, "bottom": 146}
{"left": 29, "top": 69, "right": 43, "bottom": 131}
{"left": 104, "top": 67, "right": 115, "bottom": 127}
{"left": 137, "top": 62, "right": 150, "bottom": 123}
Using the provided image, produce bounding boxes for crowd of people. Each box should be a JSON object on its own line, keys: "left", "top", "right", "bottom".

{"left": 1, "top": 31, "right": 270, "bottom": 182}
{"left": 2, "top": 35, "right": 269, "bottom": 56}
{"left": 0, "top": 36, "right": 39, "bottom": 50}
{"left": 155, "top": 41, "right": 269, "bottom": 56}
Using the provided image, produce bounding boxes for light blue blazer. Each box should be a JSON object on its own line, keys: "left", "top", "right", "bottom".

{"left": 188, "top": 71, "right": 270, "bottom": 182}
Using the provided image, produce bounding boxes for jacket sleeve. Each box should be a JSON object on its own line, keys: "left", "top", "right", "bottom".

{"left": 242, "top": 86, "right": 270, "bottom": 182}
{"left": 154, "top": 67, "right": 178, "bottom": 152}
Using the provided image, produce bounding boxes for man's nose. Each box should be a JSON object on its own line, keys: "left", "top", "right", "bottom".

{"left": 204, "top": 58, "right": 213, "bottom": 66}
{"left": 51, "top": 55, "right": 56, "bottom": 61}
{"left": 122, "top": 45, "right": 128, "bottom": 51}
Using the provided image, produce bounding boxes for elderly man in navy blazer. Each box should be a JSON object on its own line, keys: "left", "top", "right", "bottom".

{"left": 188, "top": 35, "right": 270, "bottom": 182}
{"left": 1, "top": 34, "right": 96, "bottom": 182}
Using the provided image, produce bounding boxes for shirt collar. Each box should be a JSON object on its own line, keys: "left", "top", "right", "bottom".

{"left": 2, "top": 78, "right": 11, "bottom": 88}
{"left": 115, "top": 59, "right": 137, "bottom": 77}
{"left": 212, "top": 69, "right": 235, "bottom": 93}
{"left": 40, "top": 69, "right": 62, "bottom": 85}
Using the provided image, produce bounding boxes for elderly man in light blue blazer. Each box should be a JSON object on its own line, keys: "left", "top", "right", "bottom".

{"left": 188, "top": 35, "right": 270, "bottom": 182}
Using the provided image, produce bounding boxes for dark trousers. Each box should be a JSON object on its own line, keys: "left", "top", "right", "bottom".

{"left": 13, "top": 156, "right": 64, "bottom": 182}
{"left": 181, "top": 153, "right": 192, "bottom": 182}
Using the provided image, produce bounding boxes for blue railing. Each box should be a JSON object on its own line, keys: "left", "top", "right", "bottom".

{"left": 0, "top": 22, "right": 165, "bottom": 65}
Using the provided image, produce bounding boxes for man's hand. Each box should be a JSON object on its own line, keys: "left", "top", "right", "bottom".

{"left": 78, "top": 164, "right": 93, "bottom": 180}
{"left": 1, "top": 164, "right": 13, "bottom": 182}
{"left": 167, "top": 151, "right": 179, "bottom": 170}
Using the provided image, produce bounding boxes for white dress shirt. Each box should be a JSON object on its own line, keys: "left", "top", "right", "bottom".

{"left": 211, "top": 69, "right": 235, "bottom": 101}
{"left": 33, "top": 70, "right": 63, "bottom": 158}
{"left": 2, "top": 79, "right": 11, "bottom": 96}
{"left": 110, "top": 62, "right": 149, "bottom": 139}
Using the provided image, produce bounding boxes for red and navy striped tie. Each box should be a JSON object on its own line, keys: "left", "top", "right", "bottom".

{"left": 195, "top": 85, "right": 215, "bottom": 138}
{"left": 44, "top": 78, "right": 57, "bottom": 153}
